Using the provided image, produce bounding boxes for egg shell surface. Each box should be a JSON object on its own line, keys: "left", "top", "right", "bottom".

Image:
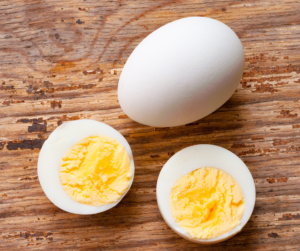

{"left": 156, "top": 144, "right": 255, "bottom": 244}
{"left": 38, "top": 119, "right": 135, "bottom": 215}
{"left": 118, "top": 17, "right": 245, "bottom": 127}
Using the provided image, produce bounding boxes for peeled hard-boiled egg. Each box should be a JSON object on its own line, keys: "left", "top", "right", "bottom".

{"left": 118, "top": 17, "right": 244, "bottom": 127}
{"left": 156, "top": 145, "right": 255, "bottom": 244}
{"left": 38, "top": 119, "right": 134, "bottom": 215}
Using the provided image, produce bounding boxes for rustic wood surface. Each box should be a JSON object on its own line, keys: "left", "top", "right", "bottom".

{"left": 1, "top": 0, "right": 300, "bottom": 250}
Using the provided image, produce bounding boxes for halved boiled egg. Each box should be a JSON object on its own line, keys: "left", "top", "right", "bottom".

{"left": 156, "top": 144, "right": 255, "bottom": 244}
{"left": 38, "top": 119, "right": 134, "bottom": 215}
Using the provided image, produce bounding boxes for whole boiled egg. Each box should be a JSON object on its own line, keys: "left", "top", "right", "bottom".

{"left": 38, "top": 119, "right": 134, "bottom": 215}
{"left": 118, "top": 17, "right": 244, "bottom": 127}
{"left": 156, "top": 145, "right": 255, "bottom": 244}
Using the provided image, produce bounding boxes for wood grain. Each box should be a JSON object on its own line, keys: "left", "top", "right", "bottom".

{"left": 1, "top": 0, "right": 300, "bottom": 250}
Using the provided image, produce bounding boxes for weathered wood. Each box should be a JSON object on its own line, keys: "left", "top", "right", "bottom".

{"left": 1, "top": 0, "right": 300, "bottom": 250}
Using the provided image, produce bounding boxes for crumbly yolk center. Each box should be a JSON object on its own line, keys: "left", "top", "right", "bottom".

{"left": 59, "top": 135, "right": 132, "bottom": 206}
{"left": 170, "top": 167, "right": 244, "bottom": 239}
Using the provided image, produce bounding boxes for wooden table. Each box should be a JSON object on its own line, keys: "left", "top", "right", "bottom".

{"left": 1, "top": 0, "right": 300, "bottom": 250}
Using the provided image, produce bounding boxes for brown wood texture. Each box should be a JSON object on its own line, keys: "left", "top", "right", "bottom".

{"left": 1, "top": 0, "right": 300, "bottom": 250}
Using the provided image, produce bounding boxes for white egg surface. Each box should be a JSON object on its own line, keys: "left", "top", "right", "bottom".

{"left": 156, "top": 145, "right": 255, "bottom": 244}
{"left": 38, "top": 119, "right": 135, "bottom": 215}
{"left": 118, "top": 17, "right": 245, "bottom": 127}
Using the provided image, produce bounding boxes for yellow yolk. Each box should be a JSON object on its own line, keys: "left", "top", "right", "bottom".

{"left": 59, "top": 135, "right": 132, "bottom": 206}
{"left": 170, "top": 167, "right": 244, "bottom": 239}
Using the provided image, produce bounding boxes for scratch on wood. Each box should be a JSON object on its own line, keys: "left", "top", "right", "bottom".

{"left": 18, "top": 176, "right": 38, "bottom": 181}
{"left": 273, "top": 139, "right": 293, "bottom": 146}
{"left": 252, "top": 137, "right": 264, "bottom": 140}
{"left": 231, "top": 143, "right": 255, "bottom": 148}
{"left": 268, "top": 233, "right": 279, "bottom": 238}
{"left": 0, "top": 141, "right": 5, "bottom": 150}
{"left": 253, "top": 83, "right": 279, "bottom": 93}
{"left": 266, "top": 177, "right": 288, "bottom": 183}
{"left": 50, "top": 62, "right": 76, "bottom": 73}
{"left": 76, "top": 19, "right": 84, "bottom": 24}
{"left": 279, "top": 213, "right": 300, "bottom": 220}
{"left": 6, "top": 139, "right": 45, "bottom": 150}
{"left": 57, "top": 115, "right": 81, "bottom": 125}
{"left": 277, "top": 110, "right": 297, "bottom": 118}
{"left": 244, "top": 64, "right": 300, "bottom": 77}
{"left": 2, "top": 231, "right": 53, "bottom": 240}
{"left": 0, "top": 85, "right": 14, "bottom": 91}
{"left": 2, "top": 100, "right": 24, "bottom": 106}
{"left": 26, "top": 83, "right": 96, "bottom": 95}
{"left": 154, "top": 127, "right": 169, "bottom": 131}
{"left": 28, "top": 122, "right": 47, "bottom": 133}
{"left": 50, "top": 100, "right": 62, "bottom": 109}
{"left": 17, "top": 118, "right": 44, "bottom": 123}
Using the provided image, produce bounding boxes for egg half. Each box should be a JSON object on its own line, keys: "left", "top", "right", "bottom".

{"left": 118, "top": 17, "right": 245, "bottom": 127}
{"left": 156, "top": 145, "right": 255, "bottom": 244}
{"left": 38, "top": 119, "right": 135, "bottom": 215}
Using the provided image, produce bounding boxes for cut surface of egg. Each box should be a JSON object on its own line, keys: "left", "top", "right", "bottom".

{"left": 60, "top": 135, "right": 132, "bottom": 207}
{"left": 156, "top": 145, "right": 255, "bottom": 244}
{"left": 38, "top": 119, "right": 134, "bottom": 215}
{"left": 170, "top": 167, "right": 245, "bottom": 240}
{"left": 118, "top": 17, "right": 245, "bottom": 127}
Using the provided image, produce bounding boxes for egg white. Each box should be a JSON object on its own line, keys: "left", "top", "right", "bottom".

{"left": 156, "top": 144, "right": 255, "bottom": 244}
{"left": 38, "top": 119, "right": 135, "bottom": 215}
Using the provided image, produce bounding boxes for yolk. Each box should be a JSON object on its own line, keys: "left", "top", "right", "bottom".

{"left": 170, "top": 167, "right": 244, "bottom": 239}
{"left": 59, "top": 135, "right": 132, "bottom": 206}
